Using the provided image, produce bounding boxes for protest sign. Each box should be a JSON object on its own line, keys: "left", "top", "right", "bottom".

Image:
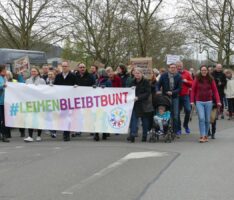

{"left": 130, "top": 57, "right": 153, "bottom": 79}
{"left": 166, "top": 54, "right": 181, "bottom": 65}
{"left": 14, "top": 56, "right": 31, "bottom": 79}
{"left": 5, "top": 83, "right": 135, "bottom": 134}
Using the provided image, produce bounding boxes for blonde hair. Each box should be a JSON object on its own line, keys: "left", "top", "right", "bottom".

{"left": 6, "top": 70, "right": 13, "bottom": 80}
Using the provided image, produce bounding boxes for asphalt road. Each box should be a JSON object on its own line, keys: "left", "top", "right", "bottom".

{"left": 0, "top": 116, "right": 234, "bottom": 200}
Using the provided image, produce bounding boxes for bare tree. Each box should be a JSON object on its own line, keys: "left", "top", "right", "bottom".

{"left": 180, "top": 0, "right": 234, "bottom": 66}
{"left": 125, "top": 0, "right": 163, "bottom": 57}
{"left": 0, "top": 0, "right": 63, "bottom": 50}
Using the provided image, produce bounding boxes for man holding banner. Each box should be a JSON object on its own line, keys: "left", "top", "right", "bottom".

{"left": 54, "top": 61, "right": 78, "bottom": 141}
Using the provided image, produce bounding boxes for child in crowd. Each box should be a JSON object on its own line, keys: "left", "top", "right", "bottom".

{"left": 153, "top": 105, "right": 170, "bottom": 135}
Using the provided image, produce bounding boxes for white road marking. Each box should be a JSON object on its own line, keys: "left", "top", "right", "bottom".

{"left": 61, "top": 151, "right": 168, "bottom": 195}
{"left": 54, "top": 147, "right": 61, "bottom": 150}
{"left": 15, "top": 146, "right": 24, "bottom": 149}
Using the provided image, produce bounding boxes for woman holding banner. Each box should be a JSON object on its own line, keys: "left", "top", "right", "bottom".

{"left": 24, "top": 67, "right": 46, "bottom": 142}
{"left": 128, "top": 68, "right": 154, "bottom": 143}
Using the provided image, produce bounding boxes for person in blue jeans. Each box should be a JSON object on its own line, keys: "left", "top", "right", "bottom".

{"left": 191, "top": 65, "right": 221, "bottom": 143}
{"left": 157, "top": 63, "right": 182, "bottom": 136}
{"left": 128, "top": 68, "right": 153, "bottom": 143}
{"left": 176, "top": 61, "right": 193, "bottom": 135}
{"left": 0, "top": 65, "right": 10, "bottom": 142}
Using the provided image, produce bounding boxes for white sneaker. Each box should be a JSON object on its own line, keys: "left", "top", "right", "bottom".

{"left": 36, "top": 136, "right": 42, "bottom": 142}
{"left": 24, "top": 137, "right": 34, "bottom": 142}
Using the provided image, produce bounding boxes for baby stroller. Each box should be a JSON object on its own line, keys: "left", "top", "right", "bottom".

{"left": 149, "top": 94, "right": 175, "bottom": 143}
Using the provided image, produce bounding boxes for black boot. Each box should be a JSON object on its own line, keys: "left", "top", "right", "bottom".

{"left": 130, "top": 136, "right": 135, "bottom": 143}
{"left": 94, "top": 133, "right": 100, "bottom": 141}
{"left": 211, "top": 134, "right": 215, "bottom": 139}
{"left": 102, "top": 133, "right": 107, "bottom": 140}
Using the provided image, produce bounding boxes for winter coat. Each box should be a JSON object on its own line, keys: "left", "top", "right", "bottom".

{"left": 224, "top": 78, "right": 234, "bottom": 99}
{"left": 76, "top": 71, "right": 96, "bottom": 86}
{"left": 130, "top": 78, "right": 154, "bottom": 117}
{"left": 54, "top": 72, "right": 78, "bottom": 86}
{"left": 212, "top": 71, "right": 227, "bottom": 96}
{"left": 26, "top": 76, "right": 46, "bottom": 85}
{"left": 157, "top": 72, "right": 182, "bottom": 98}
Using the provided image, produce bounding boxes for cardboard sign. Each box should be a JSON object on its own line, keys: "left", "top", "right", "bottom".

{"left": 130, "top": 57, "right": 153, "bottom": 79}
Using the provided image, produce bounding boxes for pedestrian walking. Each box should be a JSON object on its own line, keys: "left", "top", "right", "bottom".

{"left": 224, "top": 70, "right": 234, "bottom": 120}
{"left": 0, "top": 65, "right": 10, "bottom": 142}
{"left": 176, "top": 61, "right": 193, "bottom": 135}
{"left": 191, "top": 65, "right": 221, "bottom": 143}
{"left": 157, "top": 63, "right": 182, "bottom": 136}
{"left": 128, "top": 68, "right": 154, "bottom": 143}
{"left": 212, "top": 64, "right": 227, "bottom": 119}
{"left": 54, "top": 61, "right": 78, "bottom": 141}
{"left": 24, "top": 67, "right": 46, "bottom": 142}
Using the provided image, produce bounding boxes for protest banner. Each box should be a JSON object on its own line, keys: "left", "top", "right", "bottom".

{"left": 5, "top": 83, "right": 135, "bottom": 134}
{"left": 14, "top": 56, "right": 31, "bottom": 79}
{"left": 166, "top": 54, "right": 181, "bottom": 65}
{"left": 130, "top": 57, "right": 153, "bottom": 79}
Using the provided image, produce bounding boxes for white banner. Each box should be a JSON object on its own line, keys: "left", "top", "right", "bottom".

{"left": 166, "top": 54, "right": 180, "bottom": 65}
{"left": 5, "top": 83, "right": 135, "bottom": 134}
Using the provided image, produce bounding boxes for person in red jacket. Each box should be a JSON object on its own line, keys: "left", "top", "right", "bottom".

{"left": 190, "top": 65, "right": 221, "bottom": 143}
{"left": 176, "top": 61, "right": 193, "bottom": 135}
{"left": 106, "top": 67, "right": 122, "bottom": 87}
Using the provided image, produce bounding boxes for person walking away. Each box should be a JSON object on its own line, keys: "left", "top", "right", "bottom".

{"left": 0, "top": 65, "right": 10, "bottom": 142}
{"left": 224, "top": 70, "right": 234, "bottom": 120}
{"left": 128, "top": 68, "right": 154, "bottom": 142}
{"left": 157, "top": 63, "right": 182, "bottom": 137}
{"left": 24, "top": 67, "right": 46, "bottom": 142}
{"left": 176, "top": 61, "right": 193, "bottom": 135}
{"left": 191, "top": 65, "right": 221, "bottom": 143}
{"left": 54, "top": 61, "right": 78, "bottom": 141}
{"left": 212, "top": 64, "right": 227, "bottom": 119}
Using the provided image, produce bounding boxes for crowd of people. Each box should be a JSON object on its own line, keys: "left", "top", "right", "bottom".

{"left": 0, "top": 61, "right": 234, "bottom": 144}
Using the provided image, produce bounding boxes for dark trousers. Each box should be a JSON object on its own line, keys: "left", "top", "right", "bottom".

{"left": 178, "top": 95, "right": 191, "bottom": 130}
{"left": 227, "top": 98, "right": 234, "bottom": 117}
{"left": 208, "top": 120, "right": 216, "bottom": 136}
{"left": 64, "top": 131, "right": 70, "bottom": 139}
{"left": 0, "top": 105, "right": 11, "bottom": 138}
{"left": 130, "top": 110, "right": 150, "bottom": 138}
{"left": 219, "top": 94, "right": 225, "bottom": 114}
{"left": 28, "top": 129, "right": 42, "bottom": 138}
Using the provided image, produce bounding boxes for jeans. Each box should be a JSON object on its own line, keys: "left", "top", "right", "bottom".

{"left": 171, "top": 97, "right": 179, "bottom": 133}
{"left": 196, "top": 101, "right": 213, "bottom": 137}
{"left": 178, "top": 95, "right": 191, "bottom": 130}
{"left": 130, "top": 110, "right": 150, "bottom": 138}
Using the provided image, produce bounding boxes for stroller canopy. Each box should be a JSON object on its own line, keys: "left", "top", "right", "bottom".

{"left": 153, "top": 94, "right": 171, "bottom": 110}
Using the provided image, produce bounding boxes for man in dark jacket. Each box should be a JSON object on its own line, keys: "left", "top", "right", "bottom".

{"left": 76, "top": 63, "right": 96, "bottom": 86}
{"left": 54, "top": 61, "right": 78, "bottom": 141}
{"left": 212, "top": 64, "right": 227, "bottom": 119}
{"left": 157, "top": 63, "right": 182, "bottom": 136}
